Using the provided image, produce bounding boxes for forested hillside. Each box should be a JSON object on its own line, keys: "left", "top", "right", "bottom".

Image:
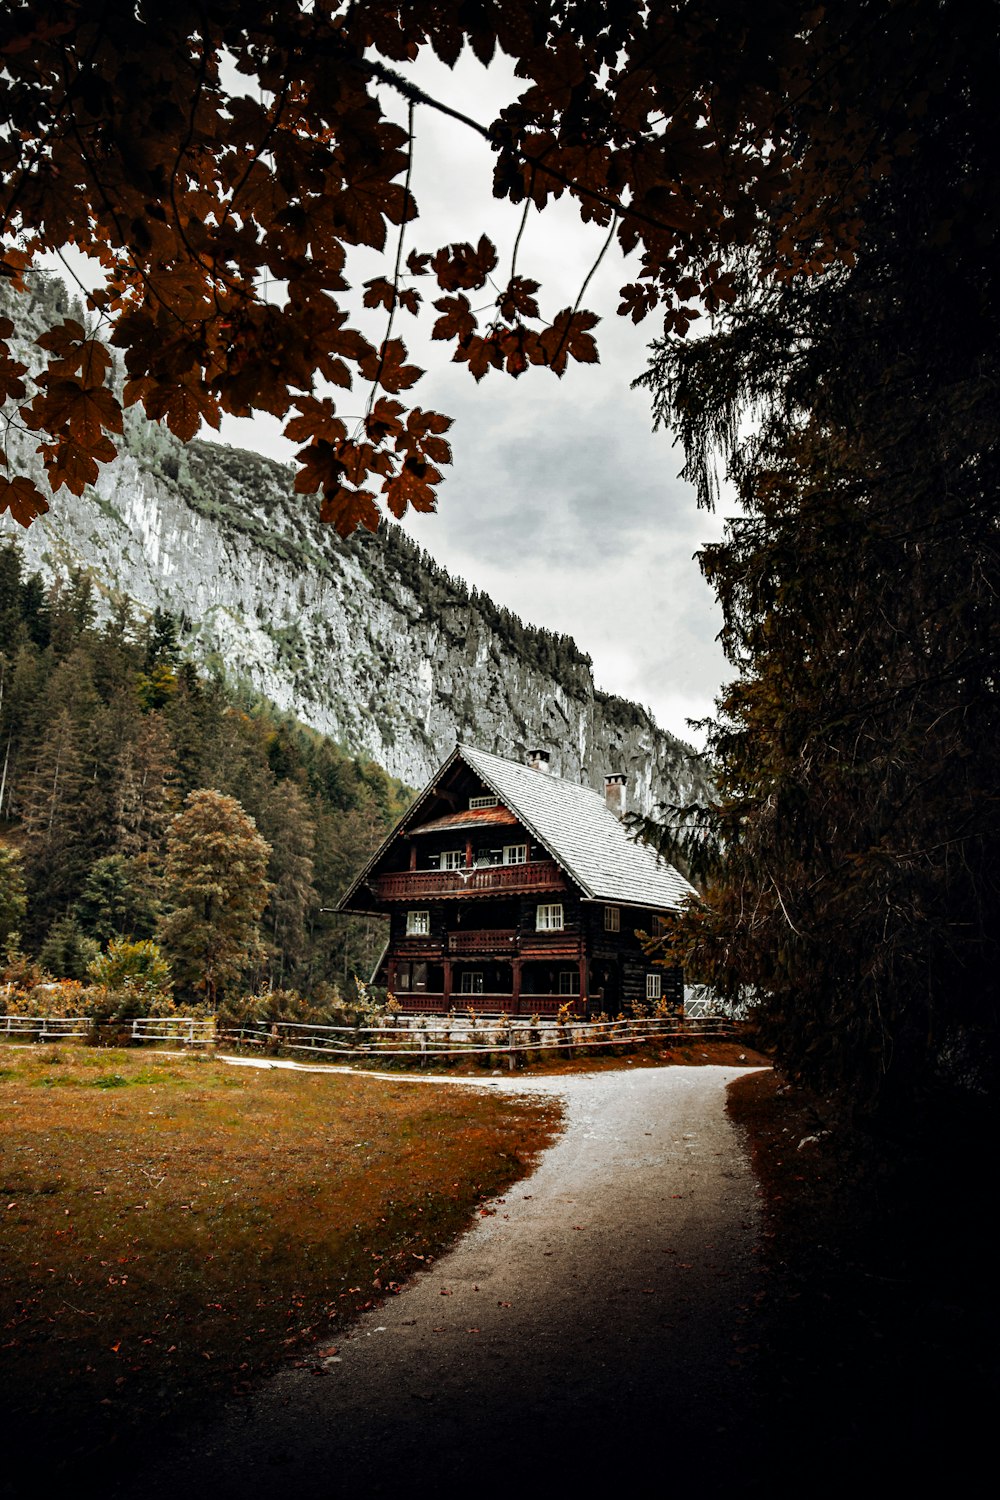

{"left": 0, "top": 540, "right": 409, "bottom": 996}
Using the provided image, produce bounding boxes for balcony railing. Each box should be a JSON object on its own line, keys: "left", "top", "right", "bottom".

{"left": 448, "top": 929, "right": 517, "bottom": 953}
{"left": 373, "top": 860, "right": 567, "bottom": 902}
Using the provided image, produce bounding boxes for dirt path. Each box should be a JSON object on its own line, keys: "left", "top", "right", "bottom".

{"left": 127, "top": 1065, "right": 767, "bottom": 1499}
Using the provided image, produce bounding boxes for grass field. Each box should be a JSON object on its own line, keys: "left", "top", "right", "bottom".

{"left": 0, "top": 1045, "right": 560, "bottom": 1470}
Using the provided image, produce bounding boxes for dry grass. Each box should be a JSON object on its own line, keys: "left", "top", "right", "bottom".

{"left": 0, "top": 1044, "right": 560, "bottom": 1470}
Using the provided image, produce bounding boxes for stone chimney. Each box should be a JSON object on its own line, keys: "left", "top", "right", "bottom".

{"left": 527, "top": 749, "right": 551, "bottom": 773}
{"left": 604, "top": 773, "right": 627, "bottom": 818}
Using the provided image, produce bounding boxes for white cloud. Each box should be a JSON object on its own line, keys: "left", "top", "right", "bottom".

{"left": 188, "top": 46, "right": 738, "bottom": 746}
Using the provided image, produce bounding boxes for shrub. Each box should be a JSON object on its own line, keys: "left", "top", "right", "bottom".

{"left": 87, "top": 938, "right": 172, "bottom": 998}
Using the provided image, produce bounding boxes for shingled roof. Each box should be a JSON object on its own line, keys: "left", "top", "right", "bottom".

{"left": 339, "top": 743, "right": 695, "bottom": 913}
{"left": 458, "top": 745, "right": 694, "bottom": 910}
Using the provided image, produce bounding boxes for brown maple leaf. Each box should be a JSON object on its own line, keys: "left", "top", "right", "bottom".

{"left": 361, "top": 338, "right": 423, "bottom": 394}
{"left": 320, "top": 485, "right": 381, "bottom": 535}
{"left": 538, "top": 308, "right": 600, "bottom": 375}
{"left": 284, "top": 398, "right": 348, "bottom": 446}
{"left": 429, "top": 236, "right": 498, "bottom": 292}
{"left": 431, "top": 294, "right": 477, "bottom": 344}
{"left": 383, "top": 455, "right": 443, "bottom": 518}
{"left": 293, "top": 441, "right": 346, "bottom": 497}
{"left": 365, "top": 397, "right": 406, "bottom": 444}
{"left": 0, "top": 475, "right": 49, "bottom": 527}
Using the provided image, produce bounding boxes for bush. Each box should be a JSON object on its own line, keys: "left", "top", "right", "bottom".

{"left": 87, "top": 938, "right": 172, "bottom": 998}
{"left": 4, "top": 979, "right": 86, "bottom": 1017}
{"left": 217, "top": 979, "right": 389, "bottom": 1035}
{"left": 79, "top": 984, "right": 179, "bottom": 1025}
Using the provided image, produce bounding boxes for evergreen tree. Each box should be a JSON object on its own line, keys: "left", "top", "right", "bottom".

{"left": 159, "top": 789, "right": 271, "bottom": 1007}
{"left": 74, "top": 854, "right": 160, "bottom": 945}
{"left": 641, "top": 11, "right": 1000, "bottom": 1117}
{"left": 19, "top": 707, "right": 93, "bottom": 932}
{"left": 0, "top": 840, "right": 26, "bottom": 951}
{"left": 259, "top": 780, "right": 316, "bottom": 984}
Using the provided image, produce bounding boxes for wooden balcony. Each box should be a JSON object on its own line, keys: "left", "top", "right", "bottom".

{"left": 373, "top": 860, "right": 567, "bottom": 902}
{"left": 448, "top": 929, "right": 517, "bottom": 954}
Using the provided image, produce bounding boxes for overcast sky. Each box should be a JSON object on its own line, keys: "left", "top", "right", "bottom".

{"left": 208, "top": 47, "right": 734, "bottom": 748}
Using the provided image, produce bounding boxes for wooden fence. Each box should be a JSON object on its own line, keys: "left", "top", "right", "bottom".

{"left": 0, "top": 1012, "right": 735, "bottom": 1066}
{"left": 1, "top": 1014, "right": 91, "bottom": 1041}
{"left": 216, "top": 1014, "right": 735, "bottom": 1068}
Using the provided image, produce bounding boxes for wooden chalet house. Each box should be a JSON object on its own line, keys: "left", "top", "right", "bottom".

{"left": 338, "top": 744, "right": 695, "bottom": 1017}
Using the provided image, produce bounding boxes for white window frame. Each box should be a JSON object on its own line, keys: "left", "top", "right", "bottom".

{"left": 604, "top": 905, "right": 620, "bottom": 932}
{"left": 651, "top": 913, "right": 669, "bottom": 938}
{"left": 646, "top": 973, "right": 662, "bottom": 1001}
{"left": 441, "top": 849, "right": 464, "bottom": 870}
{"left": 406, "top": 910, "right": 430, "bottom": 936}
{"left": 503, "top": 844, "right": 527, "bottom": 865}
{"left": 469, "top": 795, "right": 498, "bottom": 809}
{"left": 459, "top": 971, "right": 484, "bottom": 995}
{"left": 558, "top": 970, "right": 578, "bottom": 995}
{"left": 536, "top": 903, "right": 564, "bottom": 931}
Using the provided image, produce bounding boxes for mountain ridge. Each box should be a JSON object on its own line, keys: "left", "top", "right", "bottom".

{"left": 2, "top": 275, "right": 711, "bottom": 815}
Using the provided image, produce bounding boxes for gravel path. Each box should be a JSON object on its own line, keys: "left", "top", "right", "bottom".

{"left": 130, "top": 1064, "right": 767, "bottom": 1499}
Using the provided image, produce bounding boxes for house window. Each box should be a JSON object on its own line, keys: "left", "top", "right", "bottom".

{"left": 536, "top": 903, "right": 564, "bottom": 931}
{"left": 460, "top": 971, "right": 484, "bottom": 995}
{"left": 469, "top": 795, "right": 498, "bottom": 809}
{"left": 558, "top": 970, "right": 578, "bottom": 995}
{"left": 406, "top": 910, "right": 430, "bottom": 936}
{"left": 441, "top": 850, "right": 464, "bottom": 870}
{"left": 651, "top": 913, "right": 669, "bottom": 938}
{"left": 503, "top": 844, "right": 527, "bottom": 865}
{"left": 646, "top": 973, "right": 662, "bottom": 1001}
{"left": 604, "top": 905, "right": 620, "bottom": 932}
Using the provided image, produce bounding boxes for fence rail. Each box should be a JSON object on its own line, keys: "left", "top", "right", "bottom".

{"left": 0, "top": 1012, "right": 737, "bottom": 1066}
{"left": 216, "top": 1014, "right": 736, "bottom": 1067}
{"left": 1, "top": 1014, "right": 91, "bottom": 1040}
{"left": 130, "top": 1017, "right": 216, "bottom": 1045}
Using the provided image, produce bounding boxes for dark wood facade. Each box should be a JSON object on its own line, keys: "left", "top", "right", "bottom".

{"left": 340, "top": 753, "right": 684, "bottom": 1018}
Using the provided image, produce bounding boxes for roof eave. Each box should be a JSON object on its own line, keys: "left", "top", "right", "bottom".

{"left": 335, "top": 744, "right": 466, "bottom": 912}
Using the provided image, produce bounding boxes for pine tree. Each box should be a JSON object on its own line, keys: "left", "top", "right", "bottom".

{"left": 258, "top": 780, "right": 316, "bottom": 983}
{"left": 0, "top": 840, "right": 26, "bottom": 951}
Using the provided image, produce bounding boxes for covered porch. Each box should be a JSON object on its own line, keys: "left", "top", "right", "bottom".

{"left": 387, "top": 955, "right": 593, "bottom": 1017}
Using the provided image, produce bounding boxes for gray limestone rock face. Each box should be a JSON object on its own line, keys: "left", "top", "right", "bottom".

{"left": 1, "top": 277, "right": 711, "bottom": 814}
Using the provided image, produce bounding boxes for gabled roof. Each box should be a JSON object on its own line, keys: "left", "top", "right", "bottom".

{"left": 459, "top": 745, "right": 694, "bottom": 909}
{"left": 338, "top": 743, "right": 695, "bottom": 913}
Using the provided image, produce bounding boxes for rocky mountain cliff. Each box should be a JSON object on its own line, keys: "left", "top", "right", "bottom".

{"left": 2, "top": 276, "right": 710, "bottom": 813}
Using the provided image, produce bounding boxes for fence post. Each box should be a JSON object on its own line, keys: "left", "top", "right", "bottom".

{"left": 508, "top": 1025, "right": 516, "bottom": 1072}
{"left": 420, "top": 1030, "right": 427, "bottom": 1067}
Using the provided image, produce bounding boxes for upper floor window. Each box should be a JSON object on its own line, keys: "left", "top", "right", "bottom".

{"left": 441, "top": 850, "right": 464, "bottom": 870}
{"left": 536, "top": 903, "right": 564, "bottom": 931}
{"left": 503, "top": 844, "right": 527, "bottom": 865}
{"left": 646, "top": 973, "right": 662, "bottom": 1001}
{"left": 604, "top": 905, "right": 620, "bottom": 932}
{"left": 469, "top": 795, "right": 498, "bottom": 809}
{"left": 406, "top": 910, "right": 430, "bottom": 936}
{"left": 651, "top": 913, "right": 669, "bottom": 938}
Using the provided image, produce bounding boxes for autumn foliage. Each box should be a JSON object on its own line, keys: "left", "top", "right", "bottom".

{"left": 2, "top": 1, "right": 920, "bottom": 532}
